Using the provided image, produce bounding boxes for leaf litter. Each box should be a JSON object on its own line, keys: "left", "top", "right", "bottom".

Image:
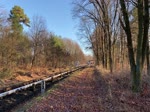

{"left": 15, "top": 67, "right": 150, "bottom": 112}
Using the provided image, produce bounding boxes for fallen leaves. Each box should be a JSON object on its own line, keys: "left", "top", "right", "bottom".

{"left": 16, "top": 67, "right": 150, "bottom": 112}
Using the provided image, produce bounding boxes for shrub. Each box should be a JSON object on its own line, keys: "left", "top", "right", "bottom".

{"left": 0, "top": 68, "right": 12, "bottom": 79}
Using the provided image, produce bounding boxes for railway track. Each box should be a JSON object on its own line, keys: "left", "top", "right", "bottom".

{"left": 0, "top": 66, "right": 86, "bottom": 112}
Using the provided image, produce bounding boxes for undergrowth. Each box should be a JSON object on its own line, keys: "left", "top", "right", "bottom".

{"left": 0, "top": 68, "right": 12, "bottom": 79}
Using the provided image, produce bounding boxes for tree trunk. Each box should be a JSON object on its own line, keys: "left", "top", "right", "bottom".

{"left": 108, "top": 35, "right": 113, "bottom": 73}
{"left": 133, "top": 0, "right": 144, "bottom": 92}
{"left": 147, "top": 44, "right": 150, "bottom": 76}
{"left": 141, "top": 0, "right": 149, "bottom": 69}
{"left": 119, "top": 0, "right": 137, "bottom": 92}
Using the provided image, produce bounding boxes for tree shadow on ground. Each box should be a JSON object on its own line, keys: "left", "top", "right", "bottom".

{"left": 92, "top": 69, "right": 118, "bottom": 112}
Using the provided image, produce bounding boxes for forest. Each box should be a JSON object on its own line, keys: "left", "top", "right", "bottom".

{"left": 0, "top": 0, "right": 150, "bottom": 111}
{"left": 0, "top": 0, "right": 150, "bottom": 92}
{"left": 73, "top": 0, "right": 150, "bottom": 92}
{"left": 0, "top": 0, "right": 149, "bottom": 94}
{"left": 0, "top": 6, "right": 86, "bottom": 81}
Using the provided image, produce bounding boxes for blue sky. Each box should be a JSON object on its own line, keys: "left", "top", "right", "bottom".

{"left": 1, "top": 0, "right": 92, "bottom": 55}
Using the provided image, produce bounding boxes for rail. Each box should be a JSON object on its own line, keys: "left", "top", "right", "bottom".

{"left": 0, "top": 65, "right": 86, "bottom": 98}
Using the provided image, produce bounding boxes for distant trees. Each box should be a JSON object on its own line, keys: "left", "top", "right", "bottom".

{"left": 28, "top": 15, "right": 85, "bottom": 69}
{"left": 63, "top": 38, "right": 85, "bottom": 66}
{"left": 0, "top": 6, "right": 85, "bottom": 78}
{"left": 48, "top": 35, "right": 65, "bottom": 68}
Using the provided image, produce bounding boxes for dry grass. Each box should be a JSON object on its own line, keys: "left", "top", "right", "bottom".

{"left": 0, "top": 67, "right": 69, "bottom": 89}
{"left": 97, "top": 66, "right": 150, "bottom": 112}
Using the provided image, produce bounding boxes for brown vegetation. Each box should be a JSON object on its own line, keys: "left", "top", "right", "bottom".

{"left": 0, "top": 67, "right": 69, "bottom": 90}
{"left": 14, "top": 67, "right": 150, "bottom": 112}
{"left": 0, "top": 7, "right": 87, "bottom": 89}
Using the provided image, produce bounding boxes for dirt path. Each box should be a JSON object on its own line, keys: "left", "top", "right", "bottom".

{"left": 13, "top": 67, "right": 150, "bottom": 112}
{"left": 19, "top": 68, "right": 106, "bottom": 112}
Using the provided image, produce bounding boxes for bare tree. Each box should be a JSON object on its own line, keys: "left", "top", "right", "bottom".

{"left": 29, "top": 15, "right": 47, "bottom": 69}
{"left": 73, "top": 0, "right": 120, "bottom": 72}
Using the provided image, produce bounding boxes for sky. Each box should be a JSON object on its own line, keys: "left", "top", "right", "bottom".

{"left": 0, "top": 0, "right": 92, "bottom": 55}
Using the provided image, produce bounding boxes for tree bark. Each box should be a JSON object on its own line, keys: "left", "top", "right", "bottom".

{"left": 120, "top": 0, "right": 137, "bottom": 91}
{"left": 134, "top": 0, "right": 144, "bottom": 92}
{"left": 147, "top": 43, "right": 150, "bottom": 76}
{"left": 141, "top": 0, "right": 149, "bottom": 69}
